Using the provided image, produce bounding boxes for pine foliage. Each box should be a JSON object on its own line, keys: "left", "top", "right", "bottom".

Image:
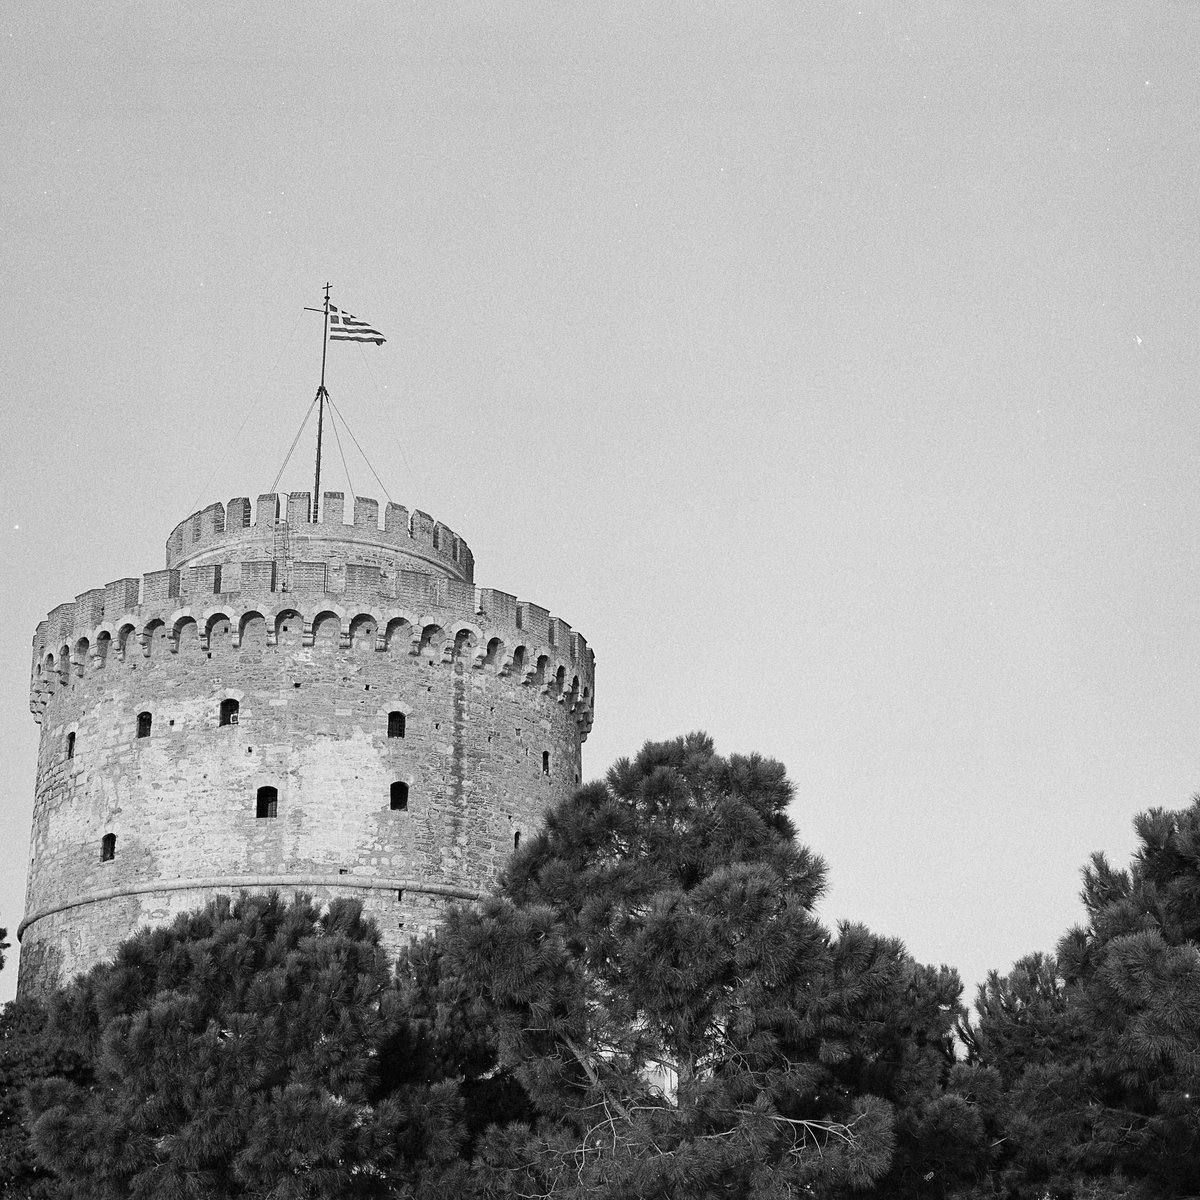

{"left": 0, "top": 733, "right": 1005, "bottom": 1197}
{"left": 426, "top": 732, "right": 967, "bottom": 1197}
{"left": 961, "top": 796, "right": 1200, "bottom": 1199}
{"left": 0, "top": 996, "right": 86, "bottom": 1199}
{"left": 22, "top": 891, "right": 463, "bottom": 1198}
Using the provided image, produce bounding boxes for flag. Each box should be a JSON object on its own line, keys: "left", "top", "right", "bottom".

{"left": 328, "top": 305, "right": 386, "bottom": 344}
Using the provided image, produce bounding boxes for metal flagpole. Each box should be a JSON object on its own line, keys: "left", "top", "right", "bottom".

{"left": 312, "top": 282, "right": 332, "bottom": 522}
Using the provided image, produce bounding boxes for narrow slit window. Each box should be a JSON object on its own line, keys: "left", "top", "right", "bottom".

{"left": 387, "top": 711, "right": 405, "bottom": 738}
{"left": 100, "top": 833, "right": 116, "bottom": 862}
{"left": 390, "top": 781, "right": 409, "bottom": 811}
{"left": 256, "top": 786, "right": 278, "bottom": 818}
{"left": 66, "top": 731, "right": 75, "bottom": 759}
{"left": 513, "top": 831, "right": 521, "bottom": 850}
{"left": 542, "top": 750, "right": 550, "bottom": 775}
{"left": 136, "top": 711, "right": 152, "bottom": 739}
{"left": 219, "top": 698, "right": 240, "bottom": 726}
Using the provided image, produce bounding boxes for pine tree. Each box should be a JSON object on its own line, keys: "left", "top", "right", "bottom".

{"left": 1, "top": 995, "right": 85, "bottom": 1198}
{"left": 813, "top": 937, "right": 982, "bottom": 1198}
{"left": 23, "top": 891, "right": 466, "bottom": 1199}
{"left": 423, "top": 732, "right": 950, "bottom": 1198}
{"left": 962, "top": 797, "right": 1200, "bottom": 1199}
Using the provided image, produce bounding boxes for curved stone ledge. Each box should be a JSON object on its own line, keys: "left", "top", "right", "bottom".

{"left": 18, "top": 873, "right": 485, "bottom": 941}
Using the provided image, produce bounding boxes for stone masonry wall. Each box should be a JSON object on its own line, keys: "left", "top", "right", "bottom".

{"left": 19, "top": 493, "right": 593, "bottom": 997}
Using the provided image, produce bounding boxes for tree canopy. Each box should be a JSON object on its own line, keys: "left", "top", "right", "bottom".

{"left": 960, "top": 797, "right": 1200, "bottom": 1199}
{"left": 6, "top": 734, "right": 971, "bottom": 1199}
{"left": 21, "top": 892, "right": 463, "bottom": 1198}
{"left": 10, "top": 737, "right": 1198, "bottom": 1199}
{"left": 425, "top": 732, "right": 966, "bottom": 1198}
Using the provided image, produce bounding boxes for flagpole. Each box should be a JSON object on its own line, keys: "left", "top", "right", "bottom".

{"left": 312, "top": 282, "right": 331, "bottom": 522}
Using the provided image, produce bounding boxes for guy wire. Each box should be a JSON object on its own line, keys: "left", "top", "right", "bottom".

{"left": 327, "top": 394, "right": 394, "bottom": 505}
{"left": 268, "top": 393, "right": 319, "bottom": 495}
{"left": 326, "top": 399, "right": 357, "bottom": 508}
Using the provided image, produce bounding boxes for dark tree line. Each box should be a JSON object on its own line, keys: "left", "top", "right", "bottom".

{"left": 1, "top": 734, "right": 1197, "bottom": 1198}
{"left": 953, "top": 800, "right": 1200, "bottom": 1198}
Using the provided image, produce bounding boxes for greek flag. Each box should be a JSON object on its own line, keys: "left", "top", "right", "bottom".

{"left": 328, "top": 305, "right": 385, "bottom": 344}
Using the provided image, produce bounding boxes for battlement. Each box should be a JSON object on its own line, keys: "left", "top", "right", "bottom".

{"left": 31, "top": 577, "right": 594, "bottom": 733}
{"left": 165, "top": 493, "right": 474, "bottom": 584}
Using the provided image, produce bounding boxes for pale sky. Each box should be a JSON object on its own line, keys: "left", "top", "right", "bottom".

{"left": 3, "top": 1, "right": 1199, "bottom": 1004}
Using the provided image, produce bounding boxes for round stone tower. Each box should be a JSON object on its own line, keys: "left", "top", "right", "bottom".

{"left": 19, "top": 490, "right": 594, "bottom": 997}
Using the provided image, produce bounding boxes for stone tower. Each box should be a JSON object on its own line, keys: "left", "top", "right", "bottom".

{"left": 19, "top": 490, "right": 594, "bottom": 997}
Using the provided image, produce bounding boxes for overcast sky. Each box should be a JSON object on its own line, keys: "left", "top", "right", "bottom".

{"left": 3, "top": 1, "right": 1199, "bottom": 1004}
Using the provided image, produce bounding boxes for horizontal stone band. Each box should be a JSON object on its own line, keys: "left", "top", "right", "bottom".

{"left": 17, "top": 874, "right": 484, "bottom": 941}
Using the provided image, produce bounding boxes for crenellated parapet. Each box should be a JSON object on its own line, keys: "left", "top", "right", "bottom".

{"left": 30, "top": 583, "right": 594, "bottom": 735}
{"left": 165, "top": 493, "right": 474, "bottom": 584}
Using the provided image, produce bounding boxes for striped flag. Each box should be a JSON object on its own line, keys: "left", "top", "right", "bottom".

{"left": 328, "top": 305, "right": 386, "bottom": 344}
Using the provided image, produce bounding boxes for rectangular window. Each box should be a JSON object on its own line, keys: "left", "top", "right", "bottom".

{"left": 256, "top": 786, "right": 278, "bottom": 818}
